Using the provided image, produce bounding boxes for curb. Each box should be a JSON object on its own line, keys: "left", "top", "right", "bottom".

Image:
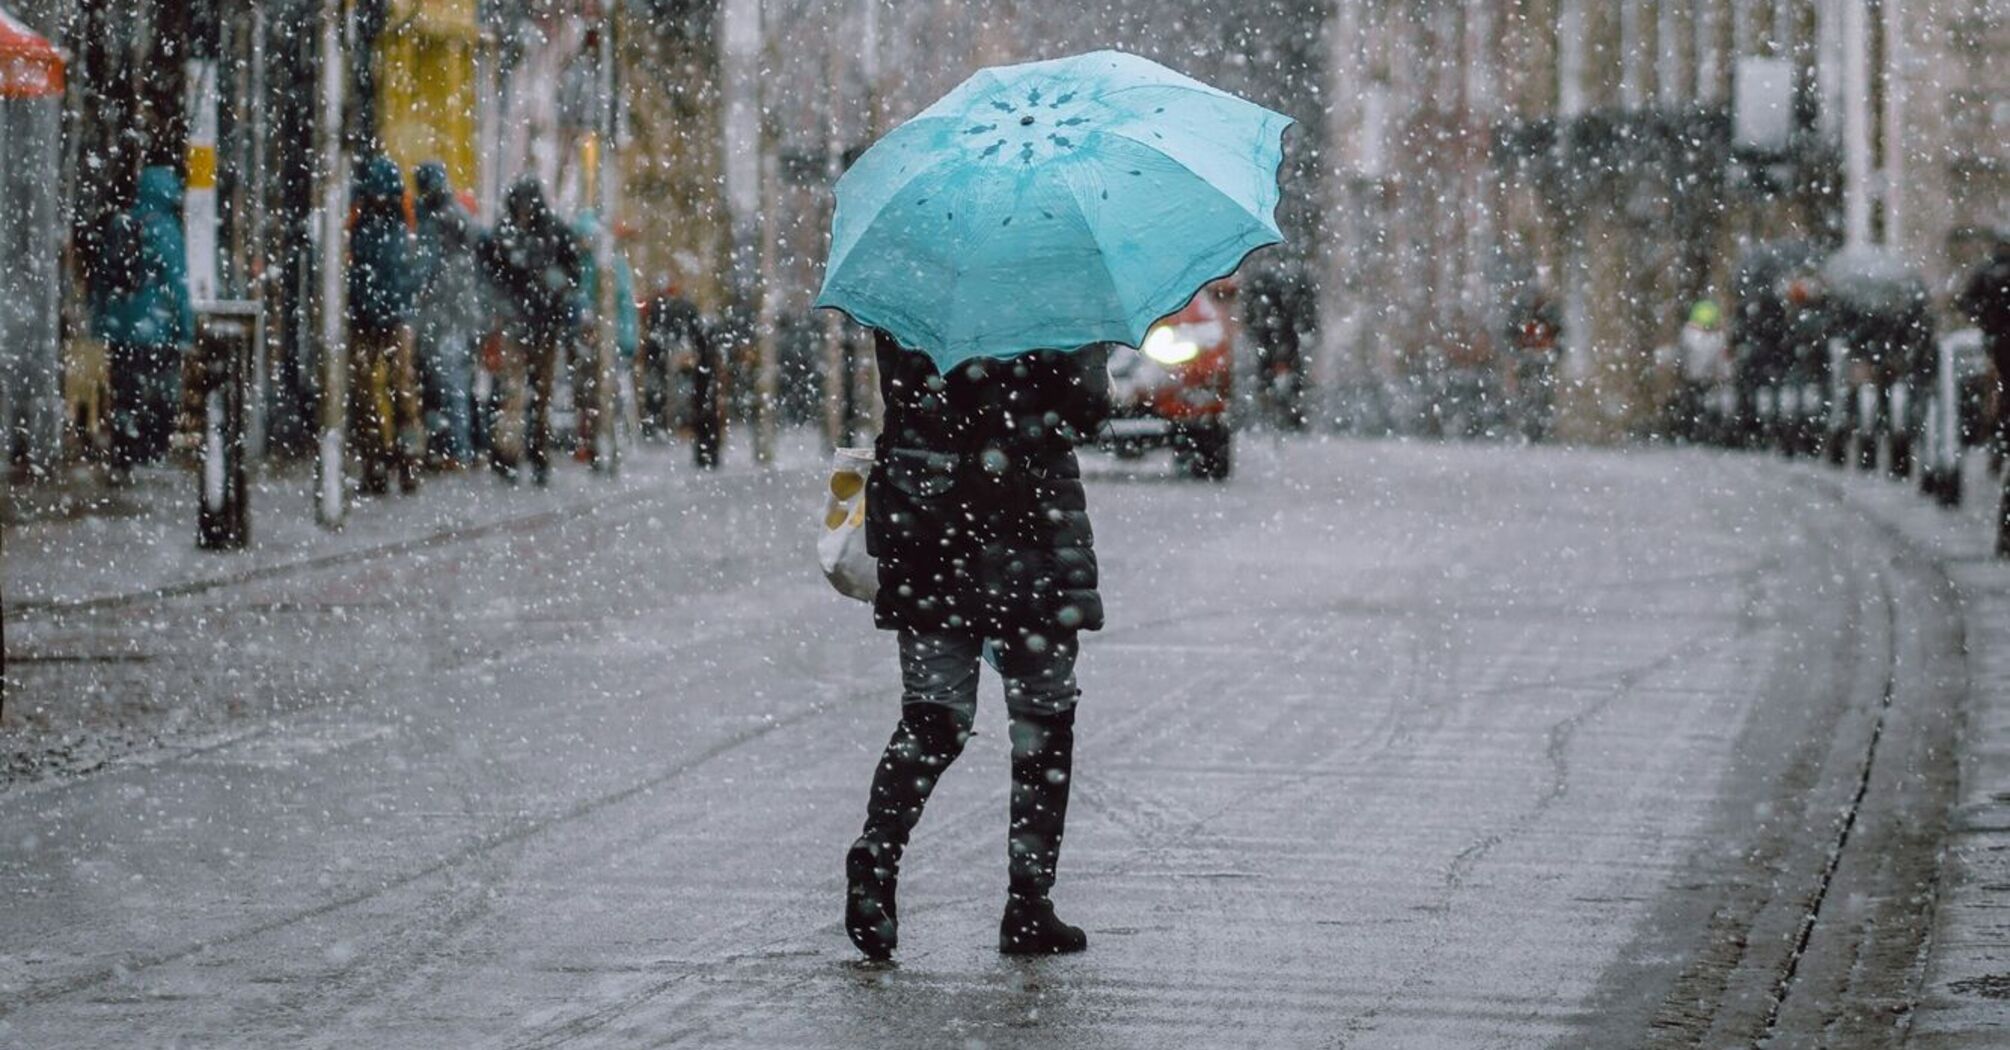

{"left": 1788, "top": 459, "right": 2010, "bottom": 1046}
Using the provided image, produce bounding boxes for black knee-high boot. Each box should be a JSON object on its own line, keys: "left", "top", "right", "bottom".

{"left": 1000, "top": 707, "right": 1088, "bottom": 955}
{"left": 846, "top": 705, "right": 969, "bottom": 959}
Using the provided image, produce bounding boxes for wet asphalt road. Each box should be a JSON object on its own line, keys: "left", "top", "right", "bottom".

{"left": 0, "top": 438, "right": 1964, "bottom": 1048}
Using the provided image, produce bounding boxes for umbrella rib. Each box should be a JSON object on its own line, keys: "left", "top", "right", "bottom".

{"left": 1051, "top": 169, "right": 1148, "bottom": 342}
{"left": 1089, "top": 124, "right": 1286, "bottom": 236}
{"left": 823, "top": 145, "right": 967, "bottom": 288}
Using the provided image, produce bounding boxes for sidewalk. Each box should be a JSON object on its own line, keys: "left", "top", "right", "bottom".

{"left": 1, "top": 428, "right": 828, "bottom": 785}
{"left": 3, "top": 430, "right": 826, "bottom": 614}
{"left": 1799, "top": 455, "right": 2010, "bottom": 1046}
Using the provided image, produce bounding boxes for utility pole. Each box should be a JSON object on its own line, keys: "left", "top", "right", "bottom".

{"left": 1880, "top": 0, "right": 1905, "bottom": 248}
{"left": 1657, "top": 0, "right": 1688, "bottom": 107}
{"left": 593, "top": 5, "right": 620, "bottom": 476}
{"left": 1697, "top": 0, "right": 1724, "bottom": 105}
{"left": 1557, "top": 0, "right": 1591, "bottom": 388}
{"left": 754, "top": 140, "right": 780, "bottom": 465}
{"left": 720, "top": 0, "right": 762, "bottom": 464}
{"left": 819, "top": 5, "right": 847, "bottom": 452}
{"left": 743, "top": 0, "right": 780, "bottom": 467}
{"left": 313, "top": 0, "right": 349, "bottom": 529}
{"left": 1464, "top": 0, "right": 1496, "bottom": 321}
{"left": 1840, "top": 0, "right": 1872, "bottom": 248}
{"left": 474, "top": 17, "right": 501, "bottom": 222}
{"left": 1557, "top": 0, "right": 1587, "bottom": 120}
{"left": 1620, "top": 0, "right": 1645, "bottom": 111}
{"left": 1318, "top": 0, "right": 1365, "bottom": 430}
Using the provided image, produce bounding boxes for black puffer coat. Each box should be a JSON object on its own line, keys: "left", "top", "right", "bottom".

{"left": 867, "top": 332, "right": 1109, "bottom": 639}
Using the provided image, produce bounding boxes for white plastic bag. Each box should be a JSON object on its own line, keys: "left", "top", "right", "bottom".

{"left": 818, "top": 447, "right": 878, "bottom": 603}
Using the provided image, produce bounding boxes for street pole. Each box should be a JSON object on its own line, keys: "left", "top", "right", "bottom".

{"left": 1880, "top": 0, "right": 1905, "bottom": 248}
{"left": 1697, "top": 0, "right": 1724, "bottom": 106}
{"left": 1656, "top": 0, "right": 1687, "bottom": 107}
{"left": 721, "top": 0, "right": 762, "bottom": 463}
{"left": 313, "top": 0, "right": 349, "bottom": 529}
{"left": 819, "top": 6, "right": 846, "bottom": 452}
{"left": 1840, "top": 0, "right": 1872, "bottom": 248}
{"left": 594, "top": 7, "right": 620, "bottom": 476}
{"left": 754, "top": 142, "right": 780, "bottom": 466}
{"left": 1558, "top": 0, "right": 1586, "bottom": 121}
{"left": 1619, "top": 0, "right": 1645, "bottom": 111}
{"left": 742, "top": 0, "right": 779, "bottom": 467}
{"left": 1318, "top": 0, "right": 1362, "bottom": 430}
{"left": 1558, "top": 0, "right": 1591, "bottom": 399}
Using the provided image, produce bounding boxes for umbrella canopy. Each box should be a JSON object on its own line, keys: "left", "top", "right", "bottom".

{"left": 1821, "top": 246, "right": 1928, "bottom": 317}
{"left": 0, "top": 6, "right": 63, "bottom": 99}
{"left": 815, "top": 49, "right": 1292, "bottom": 371}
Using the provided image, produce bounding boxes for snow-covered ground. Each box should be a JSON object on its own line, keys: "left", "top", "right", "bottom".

{"left": 0, "top": 435, "right": 1994, "bottom": 1047}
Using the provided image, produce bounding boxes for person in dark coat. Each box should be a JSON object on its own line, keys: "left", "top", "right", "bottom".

{"left": 478, "top": 177, "right": 582, "bottom": 485}
{"left": 348, "top": 155, "right": 420, "bottom": 494}
{"left": 1505, "top": 288, "right": 1562, "bottom": 442}
{"left": 845, "top": 330, "right": 1109, "bottom": 961}
{"left": 1959, "top": 235, "right": 2010, "bottom": 553}
{"left": 638, "top": 281, "right": 719, "bottom": 466}
{"left": 87, "top": 166, "right": 194, "bottom": 478}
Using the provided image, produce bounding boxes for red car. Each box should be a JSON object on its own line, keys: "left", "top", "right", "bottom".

{"left": 1099, "top": 280, "right": 1238, "bottom": 479}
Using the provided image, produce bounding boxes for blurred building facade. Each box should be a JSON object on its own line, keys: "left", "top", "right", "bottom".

{"left": 1319, "top": 0, "right": 2009, "bottom": 439}
{"left": 7, "top": 0, "right": 2005, "bottom": 471}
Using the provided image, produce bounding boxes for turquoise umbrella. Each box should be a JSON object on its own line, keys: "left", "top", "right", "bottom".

{"left": 814, "top": 49, "right": 1293, "bottom": 371}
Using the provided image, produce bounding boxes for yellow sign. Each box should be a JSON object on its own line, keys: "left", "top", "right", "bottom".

{"left": 186, "top": 145, "right": 217, "bottom": 190}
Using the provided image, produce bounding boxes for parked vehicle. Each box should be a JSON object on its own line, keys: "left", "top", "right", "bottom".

{"left": 1100, "top": 280, "right": 1238, "bottom": 479}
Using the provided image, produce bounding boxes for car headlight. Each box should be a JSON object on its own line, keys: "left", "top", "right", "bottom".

{"left": 1142, "top": 326, "right": 1202, "bottom": 366}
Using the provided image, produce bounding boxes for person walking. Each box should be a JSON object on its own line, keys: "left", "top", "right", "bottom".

{"left": 844, "top": 331, "right": 1110, "bottom": 961}
{"left": 638, "top": 279, "right": 719, "bottom": 465}
{"left": 1676, "top": 299, "right": 1729, "bottom": 444}
{"left": 569, "top": 210, "right": 637, "bottom": 467}
{"left": 815, "top": 49, "right": 1288, "bottom": 964}
{"left": 347, "top": 155, "right": 420, "bottom": 495}
{"left": 479, "top": 177, "right": 582, "bottom": 486}
{"left": 1958, "top": 233, "right": 2010, "bottom": 554}
{"left": 411, "top": 162, "right": 484, "bottom": 468}
{"left": 1506, "top": 288, "right": 1562, "bottom": 442}
{"left": 87, "top": 165, "right": 193, "bottom": 481}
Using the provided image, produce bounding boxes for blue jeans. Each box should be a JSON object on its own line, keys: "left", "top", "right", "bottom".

{"left": 898, "top": 630, "right": 1080, "bottom": 723}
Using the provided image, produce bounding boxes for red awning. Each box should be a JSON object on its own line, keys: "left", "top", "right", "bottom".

{"left": 0, "top": 7, "right": 63, "bottom": 99}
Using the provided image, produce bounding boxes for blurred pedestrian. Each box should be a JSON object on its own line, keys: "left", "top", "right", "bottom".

{"left": 1958, "top": 232, "right": 2010, "bottom": 554}
{"left": 570, "top": 210, "right": 637, "bottom": 467}
{"left": 1245, "top": 268, "right": 1311, "bottom": 430}
{"left": 86, "top": 166, "right": 193, "bottom": 482}
{"left": 411, "top": 162, "right": 484, "bottom": 469}
{"left": 638, "top": 279, "right": 718, "bottom": 466}
{"left": 844, "top": 331, "right": 1109, "bottom": 961}
{"left": 348, "top": 155, "right": 421, "bottom": 495}
{"left": 1675, "top": 299, "right": 1728, "bottom": 444}
{"left": 1506, "top": 289, "right": 1562, "bottom": 442}
{"left": 479, "top": 177, "right": 582, "bottom": 486}
{"left": 1776, "top": 279, "right": 1832, "bottom": 458}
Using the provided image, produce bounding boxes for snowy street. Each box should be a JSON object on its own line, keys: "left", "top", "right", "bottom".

{"left": 0, "top": 437, "right": 1970, "bottom": 1047}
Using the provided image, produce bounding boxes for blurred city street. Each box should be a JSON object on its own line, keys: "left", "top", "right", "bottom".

{"left": 2, "top": 1, "right": 2008, "bottom": 1045}
{"left": 3, "top": 435, "right": 1999, "bottom": 1047}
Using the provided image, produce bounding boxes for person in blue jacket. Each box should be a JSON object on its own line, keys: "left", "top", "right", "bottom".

{"left": 88, "top": 166, "right": 194, "bottom": 479}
